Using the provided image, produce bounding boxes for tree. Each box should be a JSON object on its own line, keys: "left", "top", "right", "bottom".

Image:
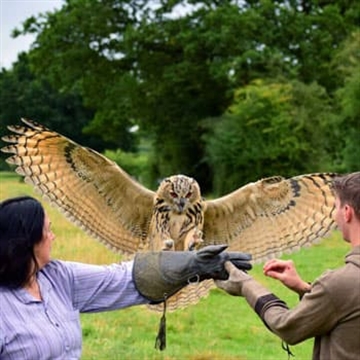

{"left": 12, "top": 0, "right": 360, "bottom": 189}
{"left": 0, "top": 52, "right": 105, "bottom": 170}
{"left": 331, "top": 31, "right": 360, "bottom": 171}
{"left": 203, "top": 79, "right": 336, "bottom": 195}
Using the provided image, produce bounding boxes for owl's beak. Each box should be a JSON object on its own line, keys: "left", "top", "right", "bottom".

{"left": 175, "top": 198, "right": 187, "bottom": 213}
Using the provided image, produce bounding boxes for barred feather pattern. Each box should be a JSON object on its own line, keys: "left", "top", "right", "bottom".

{"left": 203, "top": 173, "right": 338, "bottom": 263}
{"left": 1, "top": 118, "right": 341, "bottom": 311}
{"left": 148, "top": 280, "right": 214, "bottom": 312}
{"left": 148, "top": 197, "right": 204, "bottom": 252}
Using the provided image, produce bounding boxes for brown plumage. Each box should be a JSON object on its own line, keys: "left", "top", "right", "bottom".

{"left": 1, "top": 119, "right": 338, "bottom": 311}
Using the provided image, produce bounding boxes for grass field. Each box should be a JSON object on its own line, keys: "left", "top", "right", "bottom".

{"left": 0, "top": 172, "right": 349, "bottom": 360}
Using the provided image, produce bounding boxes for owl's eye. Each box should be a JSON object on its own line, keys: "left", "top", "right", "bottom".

{"left": 185, "top": 192, "right": 192, "bottom": 198}
{"left": 170, "top": 192, "right": 178, "bottom": 198}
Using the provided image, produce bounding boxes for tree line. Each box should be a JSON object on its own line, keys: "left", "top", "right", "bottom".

{"left": 1, "top": 0, "right": 359, "bottom": 194}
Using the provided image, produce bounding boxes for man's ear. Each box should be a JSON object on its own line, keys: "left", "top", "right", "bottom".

{"left": 343, "top": 204, "right": 353, "bottom": 222}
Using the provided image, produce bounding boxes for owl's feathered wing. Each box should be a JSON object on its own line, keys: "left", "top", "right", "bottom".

{"left": 1, "top": 118, "right": 155, "bottom": 254}
{"left": 1, "top": 119, "right": 212, "bottom": 312}
{"left": 203, "top": 174, "right": 337, "bottom": 263}
{"left": 2, "top": 119, "right": 338, "bottom": 312}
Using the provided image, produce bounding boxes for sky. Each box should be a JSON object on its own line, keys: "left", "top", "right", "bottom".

{"left": 0, "top": 1, "right": 195, "bottom": 69}
{"left": 0, "top": 0, "right": 63, "bottom": 69}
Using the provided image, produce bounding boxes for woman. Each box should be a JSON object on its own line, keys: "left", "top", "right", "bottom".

{"left": 0, "top": 196, "right": 251, "bottom": 359}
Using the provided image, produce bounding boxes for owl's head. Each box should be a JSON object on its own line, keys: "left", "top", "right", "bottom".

{"left": 156, "top": 175, "right": 202, "bottom": 214}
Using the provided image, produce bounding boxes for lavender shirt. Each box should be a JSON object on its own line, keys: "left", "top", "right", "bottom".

{"left": 0, "top": 260, "right": 148, "bottom": 359}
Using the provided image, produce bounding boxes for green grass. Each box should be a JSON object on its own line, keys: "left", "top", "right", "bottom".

{"left": 0, "top": 172, "right": 349, "bottom": 359}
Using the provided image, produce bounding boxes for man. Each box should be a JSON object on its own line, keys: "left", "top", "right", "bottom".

{"left": 216, "top": 172, "right": 360, "bottom": 360}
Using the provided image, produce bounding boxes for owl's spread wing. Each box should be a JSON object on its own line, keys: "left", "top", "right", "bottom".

{"left": 203, "top": 173, "right": 338, "bottom": 262}
{"left": 148, "top": 280, "right": 214, "bottom": 312}
{"left": 2, "top": 118, "right": 155, "bottom": 254}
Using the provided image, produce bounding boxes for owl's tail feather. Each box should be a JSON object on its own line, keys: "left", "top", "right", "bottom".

{"left": 146, "top": 279, "right": 214, "bottom": 313}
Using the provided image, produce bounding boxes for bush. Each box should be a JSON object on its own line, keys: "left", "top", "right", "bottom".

{"left": 103, "top": 149, "right": 151, "bottom": 188}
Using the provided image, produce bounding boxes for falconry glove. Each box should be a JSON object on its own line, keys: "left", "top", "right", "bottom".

{"left": 133, "top": 244, "right": 252, "bottom": 303}
{"left": 215, "top": 260, "right": 254, "bottom": 297}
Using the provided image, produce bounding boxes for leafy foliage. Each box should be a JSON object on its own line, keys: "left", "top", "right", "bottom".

{"left": 0, "top": 53, "right": 108, "bottom": 170}
{"left": 203, "top": 79, "right": 338, "bottom": 194}
{"left": 1, "top": 0, "right": 359, "bottom": 187}
{"left": 104, "top": 148, "right": 151, "bottom": 187}
{"left": 331, "top": 31, "right": 360, "bottom": 172}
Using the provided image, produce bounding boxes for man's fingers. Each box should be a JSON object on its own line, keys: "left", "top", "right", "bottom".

{"left": 224, "top": 260, "right": 237, "bottom": 273}
{"left": 264, "top": 260, "right": 287, "bottom": 273}
{"left": 265, "top": 270, "right": 284, "bottom": 280}
{"left": 215, "top": 279, "right": 225, "bottom": 288}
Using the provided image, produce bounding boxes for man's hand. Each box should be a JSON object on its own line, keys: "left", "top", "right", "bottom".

{"left": 215, "top": 261, "right": 253, "bottom": 296}
{"left": 263, "top": 259, "right": 311, "bottom": 296}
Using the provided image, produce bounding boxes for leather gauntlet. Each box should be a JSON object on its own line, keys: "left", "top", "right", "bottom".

{"left": 133, "top": 244, "right": 252, "bottom": 303}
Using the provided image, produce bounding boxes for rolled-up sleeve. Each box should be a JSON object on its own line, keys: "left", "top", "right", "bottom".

{"left": 242, "top": 275, "right": 339, "bottom": 345}
{"left": 261, "top": 282, "right": 338, "bottom": 345}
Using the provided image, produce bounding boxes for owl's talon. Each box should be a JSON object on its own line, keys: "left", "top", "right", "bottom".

{"left": 188, "top": 237, "right": 204, "bottom": 251}
{"left": 162, "top": 239, "right": 174, "bottom": 251}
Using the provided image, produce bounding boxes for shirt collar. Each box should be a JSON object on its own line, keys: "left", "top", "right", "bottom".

{"left": 11, "top": 270, "right": 53, "bottom": 304}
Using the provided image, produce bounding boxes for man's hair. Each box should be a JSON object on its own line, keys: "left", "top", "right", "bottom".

{"left": 332, "top": 172, "right": 360, "bottom": 218}
{"left": 0, "top": 196, "right": 44, "bottom": 288}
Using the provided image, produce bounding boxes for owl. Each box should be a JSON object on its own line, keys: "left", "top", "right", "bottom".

{"left": 1, "top": 119, "right": 339, "bottom": 311}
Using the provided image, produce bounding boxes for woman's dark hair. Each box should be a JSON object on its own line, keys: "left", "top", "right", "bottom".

{"left": 0, "top": 196, "right": 45, "bottom": 288}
